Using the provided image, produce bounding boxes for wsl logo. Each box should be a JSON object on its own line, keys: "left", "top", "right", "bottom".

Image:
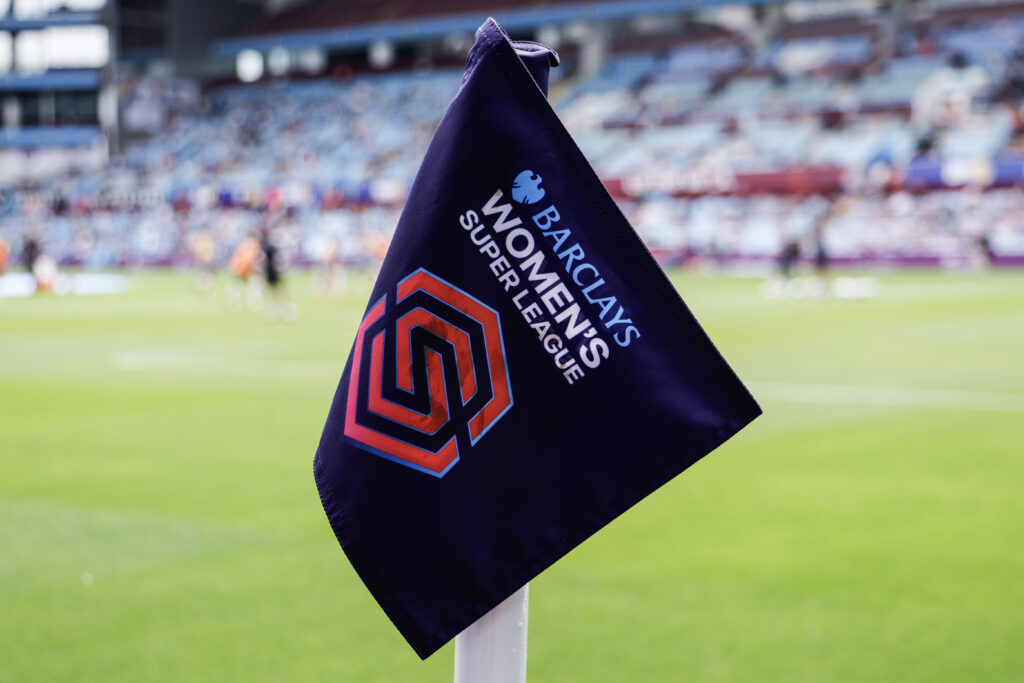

{"left": 511, "top": 170, "right": 545, "bottom": 205}
{"left": 344, "top": 268, "right": 513, "bottom": 477}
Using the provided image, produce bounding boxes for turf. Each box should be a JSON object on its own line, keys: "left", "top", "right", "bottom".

{"left": 1, "top": 269, "right": 1022, "bottom": 682}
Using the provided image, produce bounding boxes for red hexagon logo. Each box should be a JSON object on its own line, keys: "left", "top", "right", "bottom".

{"left": 344, "top": 269, "right": 513, "bottom": 476}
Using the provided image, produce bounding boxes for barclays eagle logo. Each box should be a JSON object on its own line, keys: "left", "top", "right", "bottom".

{"left": 511, "top": 170, "right": 545, "bottom": 205}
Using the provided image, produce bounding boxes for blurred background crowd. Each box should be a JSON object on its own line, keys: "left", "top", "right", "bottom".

{"left": 2, "top": 0, "right": 1024, "bottom": 275}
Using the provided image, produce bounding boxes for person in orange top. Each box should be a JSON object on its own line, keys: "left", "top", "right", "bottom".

{"left": 230, "top": 235, "right": 261, "bottom": 281}
{"left": 224, "top": 233, "right": 263, "bottom": 310}
{"left": 0, "top": 235, "right": 10, "bottom": 275}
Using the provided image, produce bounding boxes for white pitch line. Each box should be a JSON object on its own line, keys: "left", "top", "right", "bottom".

{"left": 120, "top": 332, "right": 344, "bottom": 357}
{"left": 749, "top": 380, "right": 1024, "bottom": 414}
{"left": 112, "top": 352, "right": 340, "bottom": 381}
{"left": 114, "top": 351, "right": 1024, "bottom": 414}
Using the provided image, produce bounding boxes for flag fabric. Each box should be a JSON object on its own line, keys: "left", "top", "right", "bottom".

{"left": 314, "top": 18, "right": 761, "bottom": 659}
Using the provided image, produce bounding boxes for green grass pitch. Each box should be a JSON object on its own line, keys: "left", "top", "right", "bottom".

{"left": 1, "top": 268, "right": 1022, "bottom": 682}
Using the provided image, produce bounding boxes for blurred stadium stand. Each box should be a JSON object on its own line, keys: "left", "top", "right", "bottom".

{"left": 2, "top": 0, "right": 1024, "bottom": 270}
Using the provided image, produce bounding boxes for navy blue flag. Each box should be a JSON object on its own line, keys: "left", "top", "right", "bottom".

{"left": 314, "top": 18, "right": 760, "bottom": 659}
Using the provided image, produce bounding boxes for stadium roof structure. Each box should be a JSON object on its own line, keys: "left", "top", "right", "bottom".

{"left": 216, "top": 0, "right": 774, "bottom": 55}
{"left": 0, "top": 10, "right": 102, "bottom": 31}
{"left": 0, "top": 125, "right": 103, "bottom": 148}
{"left": 0, "top": 71, "right": 101, "bottom": 91}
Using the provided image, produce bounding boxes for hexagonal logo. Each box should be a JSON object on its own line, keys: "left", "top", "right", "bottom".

{"left": 344, "top": 268, "right": 513, "bottom": 477}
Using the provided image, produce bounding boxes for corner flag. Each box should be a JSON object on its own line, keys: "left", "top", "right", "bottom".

{"left": 314, "top": 18, "right": 761, "bottom": 659}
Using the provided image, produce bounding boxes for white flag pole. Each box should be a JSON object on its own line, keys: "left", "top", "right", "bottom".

{"left": 454, "top": 583, "right": 529, "bottom": 683}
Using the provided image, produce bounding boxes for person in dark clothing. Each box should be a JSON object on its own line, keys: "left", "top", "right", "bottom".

{"left": 976, "top": 233, "right": 996, "bottom": 268}
{"left": 22, "top": 236, "right": 39, "bottom": 273}
{"left": 260, "top": 230, "right": 281, "bottom": 289}
{"left": 778, "top": 239, "right": 800, "bottom": 278}
{"left": 813, "top": 221, "right": 830, "bottom": 278}
{"left": 814, "top": 239, "right": 829, "bottom": 274}
{"left": 259, "top": 227, "right": 296, "bottom": 321}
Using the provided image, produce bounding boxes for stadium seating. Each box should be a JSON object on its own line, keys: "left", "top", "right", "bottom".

{"left": 3, "top": 5, "right": 1024, "bottom": 269}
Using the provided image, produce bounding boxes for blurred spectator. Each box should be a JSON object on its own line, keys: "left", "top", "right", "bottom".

{"left": 912, "top": 53, "right": 990, "bottom": 134}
